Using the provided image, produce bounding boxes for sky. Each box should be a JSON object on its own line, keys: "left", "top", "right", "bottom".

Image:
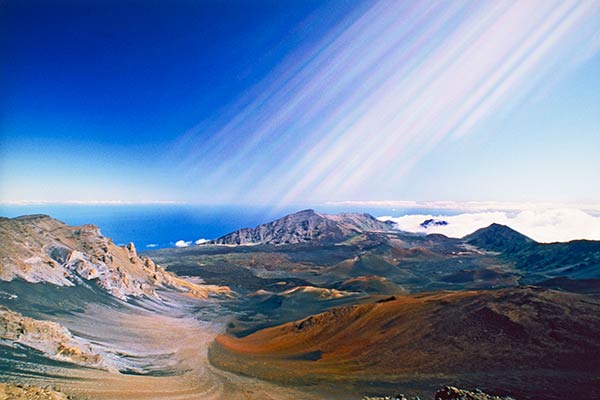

{"left": 1, "top": 0, "right": 599, "bottom": 206}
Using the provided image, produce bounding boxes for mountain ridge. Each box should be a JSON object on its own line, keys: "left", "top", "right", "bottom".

{"left": 464, "top": 223, "right": 535, "bottom": 252}
{"left": 210, "top": 209, "right": 395, "bottom": 245}
{"left": 463, "top": 222, "right": 600, "bottom": 279}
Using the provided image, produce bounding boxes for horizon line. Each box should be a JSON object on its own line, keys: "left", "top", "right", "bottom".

{"left": 0, "top": 200, "right": 186, "bottom": 206}
{"left": 1, "top": 199, "right": 600, "bottom": 212}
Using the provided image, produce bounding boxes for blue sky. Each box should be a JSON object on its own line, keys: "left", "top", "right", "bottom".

{"left": 1, "top": 0, "right": 599, "bottom": 205}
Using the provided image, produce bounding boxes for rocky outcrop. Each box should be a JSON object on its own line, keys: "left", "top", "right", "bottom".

{"left": 0, "top": 383, "right": 71, "bottom": 400}
{"left": 0, "top": 306, "right": 115, "bottom": 371}
{"left": 420, "top": 218, "right": 448, "bottom": 228}
{"left": 434, "top": 386, "right": 515, "bottom": 400}
{"left": 250, "top": 285, "right": 357, "bottom": 301}
{"left": 0, "top": 215, "right": 231, "bottom": 300}
{"left": 211, "top": 209, "right": 394, "bottom": 245}
{"left": 279, "top": 286, "right": 355, "bottom": 299}
{"left": 361, "top": 386, "right": 514, "bottom": 400}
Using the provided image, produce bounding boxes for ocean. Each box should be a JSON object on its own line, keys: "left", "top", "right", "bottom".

{"left": 0, "top": 204, "right": 459, "bottom": 250}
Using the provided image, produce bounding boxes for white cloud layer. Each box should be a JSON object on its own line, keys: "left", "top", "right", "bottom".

{"left": 175, "top": 240, "right": 191, "bottom": 248}
{"left": 379, "top": 208, "right": 600, "bottom": 243}
{"left": 336, "top": 200, "right": 600, "bottom": 213}
{"left": 195, "top": 238, "right": 209, "bottom": 245}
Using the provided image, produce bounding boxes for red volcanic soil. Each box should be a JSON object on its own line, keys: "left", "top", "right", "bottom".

{"left": 210, "top": 287, "right": 600, "bottom": 400}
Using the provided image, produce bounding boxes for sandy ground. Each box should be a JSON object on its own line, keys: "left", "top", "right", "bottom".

{"left": 6, "top": 295, "right": 335, "bottom": 400}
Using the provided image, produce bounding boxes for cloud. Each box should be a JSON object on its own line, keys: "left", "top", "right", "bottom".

{"left": 379, "top": 208, "right": 600, "bottom": 243}
{"left": 175, "top": 240, "right": 191, "bottom": 248}
{"left": 195, "top": 238, "right": 209, "bottom": 245}
{"left": 145, "top": 243, "right": 158, "bottom": 248}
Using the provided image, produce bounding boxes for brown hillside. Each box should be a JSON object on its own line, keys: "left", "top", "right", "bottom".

{"left": 211, "top": 287, "right": 600, "bottom": 399}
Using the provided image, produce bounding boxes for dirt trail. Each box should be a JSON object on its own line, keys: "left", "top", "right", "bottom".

{"left": 11, "top": 298, "right": 333, "bottom": 400}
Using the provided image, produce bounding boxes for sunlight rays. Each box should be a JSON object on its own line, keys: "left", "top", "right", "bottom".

{"left": 173, "top": 0, "right": 600, "bottom": 205}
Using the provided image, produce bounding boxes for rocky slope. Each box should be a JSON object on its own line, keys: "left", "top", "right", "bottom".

{"left": 464, "top": 223, "right": 534, "bottom": 253}
{"left": 0, "top": 306, "right": 115, "bottom": 371}
{"left": 0, "top": 215, "right": 231, "bottom": 300}
{"left": 210, "top": 209, "right": 394, "bottom": 245}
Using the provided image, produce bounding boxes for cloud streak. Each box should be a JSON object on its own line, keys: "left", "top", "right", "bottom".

{"left": 174, "top": 0, "right": 600, "bottom": 205}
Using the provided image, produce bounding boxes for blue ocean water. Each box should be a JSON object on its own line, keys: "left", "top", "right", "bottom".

{"left": 0, "top": 204, "right": 460, "bottom": 250}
